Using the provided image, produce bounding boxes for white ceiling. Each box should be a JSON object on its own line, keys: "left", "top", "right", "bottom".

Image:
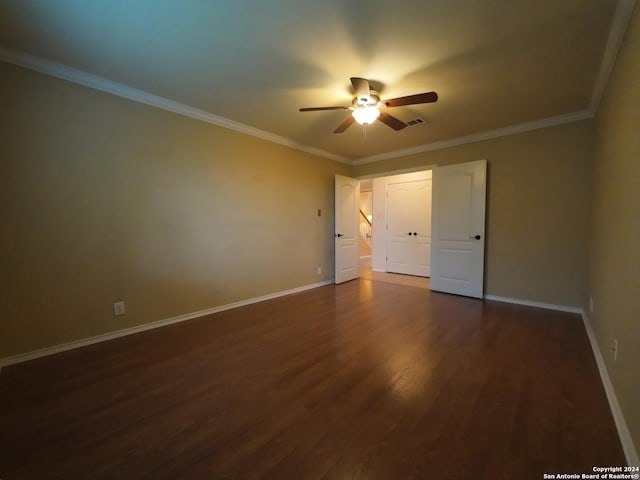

{"left": 0, "top": 0, "right": 629, "bottom": 163}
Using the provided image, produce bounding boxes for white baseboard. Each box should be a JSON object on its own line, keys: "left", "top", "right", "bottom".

{"left": 3, "top": 284, "right": 637, "bottom": 467}
{"left": 581, "top": 311, "right": 639, "bottom": 467}
{"left": 371, "top": 268, "right": 387, "bottom": 273}
{"left": 0, "top": 280, "right": 333, "bottom": 369}
{"left": 483, "top": 295, "right": 581, "bottom": 314}
{"left": 483, "top": 296, "right": 638, "bottom": 465}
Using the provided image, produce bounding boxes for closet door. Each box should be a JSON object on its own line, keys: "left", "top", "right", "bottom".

{"left": 386, "top": 176, "right": 432, "bottom": 277}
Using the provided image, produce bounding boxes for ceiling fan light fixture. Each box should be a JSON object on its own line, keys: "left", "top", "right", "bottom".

{"left": 352, "top": 106, "right": 380, "bottom": 125}
{"left": 299, "top": 77, "right": 437, "bottom": 133}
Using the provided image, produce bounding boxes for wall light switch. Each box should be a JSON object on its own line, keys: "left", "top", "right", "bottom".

{"left": 113, "top": 301, "right": 125, "bottom": 316}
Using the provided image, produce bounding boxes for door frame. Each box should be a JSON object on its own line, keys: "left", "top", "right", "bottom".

{"left": 384, "top": 170, "right": 432, "bottom": 277}
{"left": 355, "top": 160, "right": 487, "bottom": 299}
{"left": 360, "top": 166, "right": 436, "bottom": 274}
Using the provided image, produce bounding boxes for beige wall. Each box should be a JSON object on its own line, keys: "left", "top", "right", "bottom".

{"left": 0, "top": 20, "right": 636, "bottom": 458}
{"left": 0, "top": 62, "right": 350, "bottom": 359}
{"left": 590, "top": 4, "right": 640, "bottom": 460}
{"left": 355, "top": 120, "right": 594, "bottom": 307}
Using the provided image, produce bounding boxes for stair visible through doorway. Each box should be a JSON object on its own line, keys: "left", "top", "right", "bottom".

{"left": 359, "top": 209, "right": 372, "bottom": 256}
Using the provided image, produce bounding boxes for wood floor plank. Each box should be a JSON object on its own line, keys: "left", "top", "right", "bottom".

{"left": 0, "top": 279, "right": 626, "bottom": 479}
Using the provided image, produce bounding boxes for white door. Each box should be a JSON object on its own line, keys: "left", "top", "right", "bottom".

{"left": 386, "top": 181, "right": 412, "bottom": 275}
{"left": 431, "top": 160, "right": 486, "bottom": 298}
{"left": 335, "top": 175, "right": 360, "bottom": 284}
{"left": 386, "top": 174, "right": 432, "bottom": 277}
{"left": 414, "top": 180, "right": 432, "bottom": 277}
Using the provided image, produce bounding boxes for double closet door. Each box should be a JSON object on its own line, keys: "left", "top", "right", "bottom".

{"left": 386, "top": 177, "right": 432, "bottom": 277}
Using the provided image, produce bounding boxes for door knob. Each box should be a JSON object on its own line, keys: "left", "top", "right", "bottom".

{"left": 335, "top": 233, "right": 344, "bottom": 238}
{"left": 471, "top": 234, "right": 481, "bottom": 240}
{"left": 407, "top": 232, "right": 412, "bottom": 236}
{"left": 413, "top": 232, "right": 418, "bottom": 236}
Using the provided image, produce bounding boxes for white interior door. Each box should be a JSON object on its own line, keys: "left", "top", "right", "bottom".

{"left": 414, "top": 179, "right": 432, "bottom": 277}
{"left": 386, "top": 173, "right": 432, "bottom": 277}
{"left": 335, "top": 175, "right": 360, "bottom": 284}
{"left": 386, "top": 182, "right": 412, "bottom": 275}
{"left": 431, "top": 160, "right": 486, "bottom": 298}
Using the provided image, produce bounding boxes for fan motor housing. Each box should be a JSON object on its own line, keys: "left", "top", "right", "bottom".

{"left": 353, "top": 91, "right": 381, "bottom": 108}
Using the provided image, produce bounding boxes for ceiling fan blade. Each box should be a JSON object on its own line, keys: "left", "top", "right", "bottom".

{"left": 378, "top": 112, "right": 407, "bottom": 131}
{"left": 383, "top": 91, "right": 438, "bottom": 108}
{"left": 350, "top": 77, "right": 370, "bottom": 101}
{"left": 334, "top": 115, "right": 355, "bottom": 133}
{"left": 299, "top": 106, "right": 350, "bottom": 112}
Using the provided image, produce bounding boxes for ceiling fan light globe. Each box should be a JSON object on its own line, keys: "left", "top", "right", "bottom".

{"left": 352, "top": 107, "right": 380, "bottom": 125}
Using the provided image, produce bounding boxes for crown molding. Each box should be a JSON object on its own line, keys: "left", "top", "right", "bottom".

{"left": 0, "top": 45, "right": 350, "bottom": 165}
{"left": 353, "top": 110, "right": 594, "bottom": 165}
{"left": 354, "top": 0, "right": 637, "bottom": 166}
{"left": 590, "top": 0, "right": 638, "bottom": 113}
{"left": 2, "top": 0, "right": 635, "bottom": 168}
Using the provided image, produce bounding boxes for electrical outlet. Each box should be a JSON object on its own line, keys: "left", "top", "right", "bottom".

{"left": 612, "top": 339, "right": 618, "bottom": 361}
{"left": 316, "top": 266, "right": 322, "bottom": 275}
{"left": 113, "top": 301, "right": 125, "bottom": 316}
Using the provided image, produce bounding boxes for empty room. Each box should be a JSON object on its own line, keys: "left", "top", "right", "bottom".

{"left": 1, "top": 1, "right": 638, "bottom": 478}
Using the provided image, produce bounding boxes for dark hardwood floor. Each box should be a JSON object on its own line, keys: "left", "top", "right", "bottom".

{"left": 0, "top": 279, "right": 625, "bottom": 479}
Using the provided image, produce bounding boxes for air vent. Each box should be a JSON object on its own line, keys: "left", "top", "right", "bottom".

{"left": 406, "top": 117, "right": 425, "bottom": 126}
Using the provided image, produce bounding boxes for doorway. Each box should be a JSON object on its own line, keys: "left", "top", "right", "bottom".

{"left": 385, "top": 171, "right": 432, "bottom": 277}
{"left": 358, "top": 256, "right": 430, "bottom": 289}
{"left": 340, "top": 160, "right": 487, "bottom": 298}
{"left": 358, "top": 169, "right": 433, "bottom": 288}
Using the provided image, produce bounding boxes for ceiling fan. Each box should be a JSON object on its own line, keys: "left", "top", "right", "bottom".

{"left": 299, "top": 77, "right": 438, "bottom": 133}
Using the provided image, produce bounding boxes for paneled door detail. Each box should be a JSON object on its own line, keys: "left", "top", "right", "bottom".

{"left": 334, "top": 175, "right": 360, "bottom": 284}
{"left": 431, "top": 160, "right": 486, "bottom": 298}
{"left": 386, "top": 177, "right": 432, "bottom": 277}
